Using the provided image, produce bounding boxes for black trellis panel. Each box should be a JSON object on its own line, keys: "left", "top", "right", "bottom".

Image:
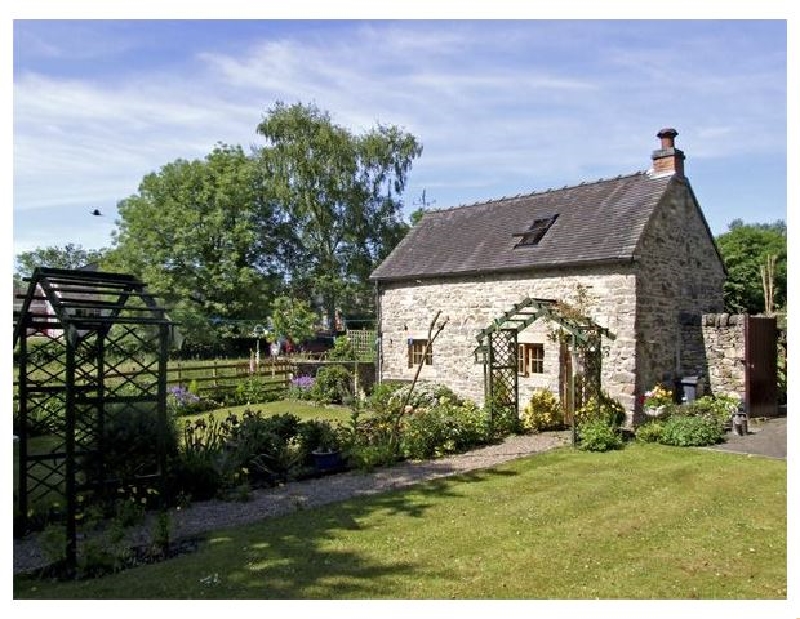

{"left": 13, "top": 267, "right": 176, "bottom": 574}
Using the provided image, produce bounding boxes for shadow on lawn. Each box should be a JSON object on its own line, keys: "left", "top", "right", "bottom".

{"left": 215, "top": 467, "right": 520, "bottom": 599}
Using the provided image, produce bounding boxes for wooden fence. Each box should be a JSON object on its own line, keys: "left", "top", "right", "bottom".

{"left": 167, "top": 358, "right": 294, "bottom": 394}
{"left": 13, "top": 357, "right": 377, "bottom": 404}
{"left": 12, "top": 358, "right": 296, "bottom": 403}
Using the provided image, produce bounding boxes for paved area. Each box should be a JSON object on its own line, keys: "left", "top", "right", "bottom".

{"left": 707, "top": 416, "right": 787, "bottom": 459}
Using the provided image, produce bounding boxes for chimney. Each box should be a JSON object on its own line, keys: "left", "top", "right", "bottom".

{"left": 651, "top": 127, "right": 685, "bottom": 178}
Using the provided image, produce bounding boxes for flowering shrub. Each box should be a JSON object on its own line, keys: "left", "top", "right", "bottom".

{"left": 288, "top": 375, "right": 315, "bottom": 400}
{"left": 520, "top": 389, "right": 564, "bottom": 433}
{"left": 167, "top": 386, "right": 217, "bottom": 416}
{"left": 644, "top": 384, "right": 673, "bottom": 408}
{"left": 388, "top": 382, "right": 463, "bottom": 411}
{"left": 574, "top": 392, "right": 626, "bottom": 427}
{"left": 401, "top": 399, "right": 490, "bottom": 459}
{"left": 310, "top": 365, "right": 352, "bottom": 404}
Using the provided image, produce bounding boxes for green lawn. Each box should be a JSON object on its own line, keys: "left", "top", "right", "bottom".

{"left": 178, "top": 399, "right": 355, "bottom": 425}
{"left": 14, "top": 443, "right": 786, "bottom": 599}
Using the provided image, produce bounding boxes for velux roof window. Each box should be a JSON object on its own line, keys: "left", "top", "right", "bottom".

{"left": 513, "top": 214, "right": 559, "bottom": 247}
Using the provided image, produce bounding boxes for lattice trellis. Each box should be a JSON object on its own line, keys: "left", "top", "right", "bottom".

{"left": 346, "top": 329, "right": 377, "bottom": 359}
{"left": 484, "top": 329, "right": 519, "bottom": 432}
{"left": 13, "top": 267, "right": 176, "bottom": 573}
{"left": 474, "top": 297, "right": 615, "bottom": 436}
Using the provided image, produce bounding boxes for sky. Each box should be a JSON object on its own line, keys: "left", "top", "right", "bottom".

{"left": 8, "top": 17, "right": 788, "bottom": 259}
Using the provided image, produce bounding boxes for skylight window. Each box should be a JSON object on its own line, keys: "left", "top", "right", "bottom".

{"left": 513, "top": 214, "right": 559, "bottom": 247}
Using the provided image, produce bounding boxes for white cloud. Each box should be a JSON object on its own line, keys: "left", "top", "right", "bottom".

{"left": 12, "top": 20, "right": 787, "bottom": 255}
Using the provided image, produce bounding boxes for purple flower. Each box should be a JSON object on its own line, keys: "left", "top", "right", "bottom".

{"left": 168, "top": 385, "right": 201, "bottom": 406}
{"left": 291, "top": 376, "right": 315, "bottom": 391}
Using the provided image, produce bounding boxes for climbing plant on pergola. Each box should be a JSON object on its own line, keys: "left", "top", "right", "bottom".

{"left": 13, "top": 267, "right": 176, "bottom": 574}
{"left": 474, "top": 297, "right": 615, "bottom": 438}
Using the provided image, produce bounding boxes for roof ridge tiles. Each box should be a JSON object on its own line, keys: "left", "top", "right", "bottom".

{"left": 427, "top": 170, "right": 648, "bottom": 214}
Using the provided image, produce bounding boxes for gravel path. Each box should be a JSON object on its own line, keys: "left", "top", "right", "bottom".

{"left": 13, "top": 431, "right": 570, "bottom": 575}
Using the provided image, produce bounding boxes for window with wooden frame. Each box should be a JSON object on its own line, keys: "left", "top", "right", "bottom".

{"left": 518, "top": 343, "right": 544, "bottom": 376}
{"left": 408, "top": 339, "right": 432, "bottom": 368}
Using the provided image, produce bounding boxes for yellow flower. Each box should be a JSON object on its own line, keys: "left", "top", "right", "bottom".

{"left": 141, "top": 498, "right": 147, "bottom": 504}
{"left": 131, "top": 487, "right": 138, "bottom": 494}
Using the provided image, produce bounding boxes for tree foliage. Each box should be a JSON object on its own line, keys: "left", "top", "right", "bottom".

{"left": 107, "top": 144, "right": 283, "bottom": 343}
{"left": 409, "top": 207, "right": 426, "bottom": 226}
{"left": 15, "top": 243, "right": 107, "bottom": 286}
{"left": 269, "top": 296, "right": 317, "bottom": 344}
{"left": 257, "top": 102, "right": 420, "bottom": 329}
{"left": 104, "top": 103, "right": 421, "bottom": 349}
{"left": 715, "top": 219, "right": 786, "bottom": 314}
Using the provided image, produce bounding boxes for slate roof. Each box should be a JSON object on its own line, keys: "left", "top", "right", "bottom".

{"left": 370, "top": 171, "right": 675, "bottom": 282}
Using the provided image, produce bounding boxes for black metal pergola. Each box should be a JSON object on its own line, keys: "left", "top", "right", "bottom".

{"left": 13, "top": 267, "right": 176, "bottom": 572}
{"left": 474, "top": 297, "right": 615, "bottom": 437}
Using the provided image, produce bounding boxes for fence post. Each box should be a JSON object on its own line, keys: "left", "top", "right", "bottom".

{"left": 177, "top": 359, "right": 182, "bottom": 388}
{"left": 213, "top": 360, "right": 218, "bottom": 388}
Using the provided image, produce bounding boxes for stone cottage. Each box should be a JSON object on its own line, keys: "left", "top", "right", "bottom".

{"left": 370, "top": 129, "right": 726, "bottom": 424}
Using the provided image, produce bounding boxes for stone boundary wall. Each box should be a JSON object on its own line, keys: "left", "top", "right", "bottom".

{"left": 692, "top": 313, "right": 746, "bottom": 399}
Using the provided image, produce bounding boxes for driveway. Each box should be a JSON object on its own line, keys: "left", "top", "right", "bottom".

{"left": 707, "top": 416, "right": 786, "bottom": 459}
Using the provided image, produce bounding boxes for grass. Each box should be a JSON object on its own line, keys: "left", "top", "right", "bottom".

{"left": 14, "top": 443, "right": 786, "bottom": 599}
{"left": 177, "top": 398, "right": 356, "bottom": 425}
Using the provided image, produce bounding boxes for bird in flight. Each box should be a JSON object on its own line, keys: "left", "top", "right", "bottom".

{"left": 90, "top": 208, "right": 103, "bottom": 216}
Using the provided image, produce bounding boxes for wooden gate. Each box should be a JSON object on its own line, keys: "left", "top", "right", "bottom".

{"left": 745, "top": 316, "right": 778, "bottom": 418}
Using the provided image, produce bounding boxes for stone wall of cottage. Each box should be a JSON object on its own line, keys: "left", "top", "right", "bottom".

{"left": 633, "top": 177, "right": 726, "bottom": 419}
{"left": 378, "top": 265, "right": 638, "bottom": 416}
{"left": 681, "top": 313, "right": 746, "bottom": 399}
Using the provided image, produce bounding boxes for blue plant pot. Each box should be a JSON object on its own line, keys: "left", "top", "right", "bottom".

{"left": 311, "top": 450, "right": 342, "bottom": 472}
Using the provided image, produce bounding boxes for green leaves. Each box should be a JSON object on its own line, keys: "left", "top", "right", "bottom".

{"left": 716, "top": 220, "right": 786, "bottom": 314}
{"left": 108, "top": 144, "right": 281, "bottom": 344}
{"left": 257, "top": 102, "right": 421, "bottom": 325}
{"left": 270, "top": 296, "right": 317, "bottom": 344}
{"left": 15, "top": 243, "right": 107, "bottom": 280}
{"left": 87, "top": 102, "right": 422, "bottom": 348}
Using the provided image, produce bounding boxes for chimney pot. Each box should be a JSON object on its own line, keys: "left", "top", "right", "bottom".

{"left": 657, "top": 127, "right": 678, "bottom": 149}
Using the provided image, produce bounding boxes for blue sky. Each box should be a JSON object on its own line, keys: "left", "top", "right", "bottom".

{"left": 10, "top": 18, "right": 788, "bottom": 257}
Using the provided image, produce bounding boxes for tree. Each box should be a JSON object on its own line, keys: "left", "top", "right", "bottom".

{"left": 715, "top": 220, "right": 786, "bottom": 314}
{"left": 409, "top": 207, "right": 426, "bottom": 226}
{"left": 107, "top": 144, "right": 284, "bottom": 344}
{"left": 269, "top": 296, "right": 317, "bottom": 345}
{"left": 257, "top": 102, "right": 422, "bottom": 330}
{"left": 15, "top": 243, "right": 107, "bottom": 285}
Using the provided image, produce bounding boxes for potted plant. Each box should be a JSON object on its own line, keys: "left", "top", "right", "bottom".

{"left": 301, "top": 420, "right": 343, "bottom": 472}
{"left": 643, "top": 384, "right": 673, "bottom": 419}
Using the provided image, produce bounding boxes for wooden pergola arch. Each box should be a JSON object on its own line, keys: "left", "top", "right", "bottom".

{"left": 473, "top": 297, "right": 615, "bottom": 436}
